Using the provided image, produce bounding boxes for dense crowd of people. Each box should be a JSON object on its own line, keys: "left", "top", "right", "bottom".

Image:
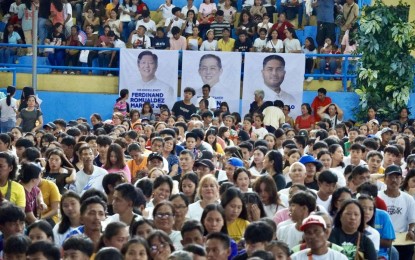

{"left": 0, "top": 83, "right": 414, "bottom": 260}
{"left": 0, "top": 0, "right": 359, "bottom": 78}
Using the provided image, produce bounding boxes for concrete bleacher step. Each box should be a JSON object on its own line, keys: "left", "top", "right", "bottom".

{"left": 15, "top": 56, "right": 52, "bottom": 74}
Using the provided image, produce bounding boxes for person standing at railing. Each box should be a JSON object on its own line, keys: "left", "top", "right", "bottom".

{"left": 108, "top": 31, "right": 125, "bottom": 76}
{"left": 45, "top": 22, "right": 66, "bottom": 74}
{"left": 302, "top": 36, "right": 317, "bottom": 82}
{"left": 18, "top": 0, "right": 36, "bottom": 56}
{"left": 38, "top": 0, "right": 51, "bottom": 56}
{"left": 340, "top": 0, "right": 358, "bottom": 45}
{"left": 313, "top": 0, "right": 335, "bottom": 50}
{"left": 318, "top": 37, "right": 340, "bottom": 81}
{"left": 83, "top": 24, "right": 99, "bottom": 75}
{"left": 64, "top": 25, "right": 81, "bottom": 75}
{"left": 0, "top": 23, "right": 22, "bottom": 65}
{"left": 98, "top": 25, "right": 113, "bottom": 75}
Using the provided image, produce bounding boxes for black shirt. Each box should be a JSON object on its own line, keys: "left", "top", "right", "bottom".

{"left": 172, "top": 101, "right": 197, "bottom": 121}
{"left": 235, "top": 38, "right": 253, "bottom": 52}
{"left": 38, "top": 0, "right": 51, "bottom": 18}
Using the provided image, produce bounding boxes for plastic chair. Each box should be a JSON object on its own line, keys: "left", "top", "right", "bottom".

{"left": 303, "top": 25, "right": 317, "bottom": 44}
{"left": 296, "top": 29, "right": 305, "bottom": 45}
{"left": 16, "top": 56, "right": 51, "bottom": 74}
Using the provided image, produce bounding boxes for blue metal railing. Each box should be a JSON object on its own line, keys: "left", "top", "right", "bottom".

{"left": 0, "top": 43, "right": 361, "bottom": 91}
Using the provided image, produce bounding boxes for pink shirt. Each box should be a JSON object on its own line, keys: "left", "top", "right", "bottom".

{"left": 106, "top": 165, "right": 132, "bottom": 182}
{"left": 169, "top": 36, "right": 187, "bottom": 50}
{"left": 273, "top": 208, "right": 290, "bottom": 226}
{"left": 199, "top": 3, "right": 217, "bottom": 17}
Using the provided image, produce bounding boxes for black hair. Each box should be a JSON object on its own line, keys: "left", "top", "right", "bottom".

{"left": 0, "top": 203, "right": 25, "bottom": 225}
{"left": 357, "top": 181, "right": 378, "bottom": 198}
{"left": 201, "top": 204, "right": 228, "bottom": 235}
{"left": 153, "top": 175, "right": 173, "bottom": 193}
{"left": 289, "top": 191, "right": 316, "bottom": 213}
{"left": 244, "top": 221, "right": 273, "bottom": 243}
{"left": 116, "top": 89, "right": 129, "bottom": 103}
{"left": 317, "top": 170, "right": 338, "bottom": 184}
{"left": 206, "top": 232, "right": 230, "bottom": 249}
{"left": 80, "top": 188, "right": 108, "bottom": 204}
{"left": 180, "top": 219, "right": 204, "bottom": 237}
{"left": 22, "top": 147, "right": 41, "bottom": 162}
{"left": 183, "top": 244, "right": 206, "bottom": 256}
{"left": 97, "top": 222, "right": 127, "bottom": 251}
{"left": 351, "top": 165, "right": 370, "bottom": 179}
{"left": 183, "top": 87, "right": 196, "bottom": 96}
{"left": 121, "top": 237, "right": 151, "bottom": 258}
{"left": 363, "top": 138, "right": 379, "bottom": 151}
{"left": 19, "top": 162, "right": 42, "bottom": 184}
{"left": 96, "top": 135, "right": 113, "bottom": 146}
{"left": 130, "top": 218, "right": 154, "bottom": 238}
{"left": 27, "top": 241, "right": 61, "bottom": 260}
{"left": 384, "top": 145, "right": 400, "bottom": 156}
{"left": 95, "top": 247, "right": 123, "bottom": 260}
{"left": 334, "top": 199, "right": 366, "bottom": 233}
{"left": 220, "top": 187, "right": 248, "bottom": 220}
{"left": 80, "top": 195, "right": 107, "bottom": 215}
{"left": 171, "top": 26, "right": 181, "bottom": 35}
{"left": 15, "top": 138, "right": 34, "bottom": 148}
{"left": 329, "top": 187, "right": 352, "bottom": 217}
{"left": 199, "top": 54, "right": 222, "bottom": 69}
{"left": 6, "top": 86, "right": 16, "bottom": 106}
{"left": 27, "top": 220, "right": 54, "bottom": 242}
{"left": 3, "top": 234, "right": 31, "bottom": 255}
{"left": 102, "top": 173, "right": 125, "bottom": 195}
{"left": 58, "top": 191, "right": 81, "bottom": 234}
{"left": 115, "top": 183, "right": 146, "bottom": 208}
{"left": 304, "top": 37, "right": 316, "bottom": 51}
{"left": 136, "top": 178, "right": 153, "bottom": 198}
{"left": 349, "top": 143, "right": 365, "bottom": 152}
{"left": 62, "top": 235, "right": 94, "bottom": 257}
{"left": 61, "top": 136, "right": 76, "bottom": 147}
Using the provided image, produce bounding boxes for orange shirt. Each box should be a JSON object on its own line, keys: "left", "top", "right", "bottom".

{"left": 127, "top": 157, "right": 148, "bottom": 182}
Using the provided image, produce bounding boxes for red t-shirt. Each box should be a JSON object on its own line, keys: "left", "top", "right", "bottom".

{"left": 311, "top": 96, "right": 332, "bottom": 122}
{"left": 375, "top": 196, "right": 388, "bottom": 211}
{"left": 295, "top": 115, "right": 315, "bottom": 130}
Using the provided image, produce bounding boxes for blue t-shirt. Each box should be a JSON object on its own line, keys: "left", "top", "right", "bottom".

{"left": 374, "top": 209, "right": 396, "bottom": 259}
{"left": 316, "top": 0, "right": 334, "bottom": 23}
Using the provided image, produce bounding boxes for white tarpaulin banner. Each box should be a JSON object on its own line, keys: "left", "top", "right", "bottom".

{"left": 242, "top": 53, "right": 305, "bottom": 117}
{"left": 120, "top": 49, "right": 178, "bottom": 112}
{"left": 181, "top": 51, "right": 242, "bottom": 113}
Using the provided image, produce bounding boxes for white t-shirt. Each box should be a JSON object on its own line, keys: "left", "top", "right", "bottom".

{"left": 366, "top": 225, "right": 380, "bottom": 251}
{"left": 170, "top": 230, "right": 183, "bottom": 250}
{"left": 283, "top": 38, "right": 301, "bottom": 53}
{"left": 187, "top": 200, "right": 204, "bottom": 221}
{"left": 102, "top": 213, "right": 143, "bottom": 230}
{"left": 253, "top": 38, "right": 267, "bottom": 51}
{"left": 257, "top": 22, "right": 274, "bottom": 36}
{"left": 9, "top": 2, "right": 20, "bottom": 13}
{"left": 378, "top": 191, "right": 415, "bottom": 232}
{"left": 200, "top": 40, "right": 218, "bottom": 51}
{"left": 73, "top": 166, "right": 107, "bottom": 195}
{"left": 266, "top": 39, "right": 284, "bottom": 53}
{"left": 0, "top": 97, "right": 17, "bottom": 121}
{"left": 330, "top": 166, "right": 346, "bottom": 187}
{"left": 130, "top": 34, "right": 151, "bottom": 49}
{"left": 196, "top": 96, "right": 217, "bottom": 110}
{"left": 277, "top": 223, "right": 303, "bottom": 248}
{"left": 136, "top": 19, "right": 157, "bottom": 37}
{"left": 63, "top": 3, "right": 73, "bottom": 26}
{"left": 316, "top": 194, "right": 332, "bottom": 212}
{"left": 159, "top": 4, "right": 175, "bottom": 20}
{"left": 165, "top": 17, "right": 185, "bottom": 37}
{"left": 291, "top": 248, "right": 348, "bottom": 260}
{"left": 182, "top": 5, "right": 198, "bottom": 15}
{"left": 52, "top": 223, "right": 77, "bottom": 246}
{"left": 252, "top": 127, "right": 268, "bottom": 140}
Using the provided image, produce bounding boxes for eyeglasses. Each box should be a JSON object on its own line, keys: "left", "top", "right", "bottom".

{"left": 150, "top": 242, "right": 167, "bottom": 252}
{"left": 155, "top": 213, "right": 174, "bottom": 219}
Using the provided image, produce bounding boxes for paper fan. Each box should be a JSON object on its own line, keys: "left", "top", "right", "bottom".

{"left": 78, "top": 30, "right": 87, "bottom": 45}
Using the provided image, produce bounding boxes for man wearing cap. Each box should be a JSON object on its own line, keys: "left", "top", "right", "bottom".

{"left": 378, "top": 127, "right": 394, "bottom": 152}
{"left": 194, "top": 159, "right": 215, "bottom": 179}
{"left": 291, "top": 215, "right": 347, "bottom": 259}
{"left": 130, "top": 25, "right": 151, "bottom": 49}
{"left": 147, "top": 152, "right": 169, "bottom": 173}
{"left": 379, "top": 165, "right": 415, "bottom": 259}
{"left": 299, "top": 155, "right": 323, "bottom": 190}
{"left": 43, "top": 122, "right": 56, "bottom": 134}
{"left": 218, "top": 157, "right": 244, "bottom": 184}
{"left": 165, "top": 7, "right": 185, "bottom": 37}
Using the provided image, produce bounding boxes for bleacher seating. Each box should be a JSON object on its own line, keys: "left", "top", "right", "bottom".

{"left": 15, "top": 56, "right": 52, "bottom": 74}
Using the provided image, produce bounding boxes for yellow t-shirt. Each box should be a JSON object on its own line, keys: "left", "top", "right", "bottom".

{"left": 227, "top": 218, "right": 250, "bottom": 243}
{"left": 218, "top": 38, "right": 235, "bottom": 52}
{"left": 0, "top": 180, "right": 26, "bottom": 208}
{"left": 39, "top": 179, "right": 61, "bottom": 224}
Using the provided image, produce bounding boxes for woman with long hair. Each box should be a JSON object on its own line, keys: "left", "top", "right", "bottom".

{"left": 283, "top": 27, "right": 301, "bottom": 53}
{"left": 249, "top": 145, "right": 268, "bottom": 176}
{"left": 179, "top": 172, "right": 198, "bottom": 204}
{"left": 265, "top": 29, "right": 283, "bottom": 53}
{"left": 0, "top": 23, "right": 23, "bottom": 64}
{"left": 401, "top": 169, "right": 415, "bottom": 199}
{"left": 182, "top": 9, "right": 199, "bottom": 37}
{"left": 19, "top": 162, "right": 43, "bottom": 224}
{"left": 302, "top": 37, "right": 317, "bottom": 82}
{"left": 0, "top": 134, "right": 12, "bottom": 152}
{"left": 96, "top": 222, "right": 129, "bottom": 252}
{"left": 16, "top": 95, "right": 43, "bottom": 133}
{"left": 162, "top": 136, "right": 178, "bottom": 177}
{"left": 121, "top": 237, "right": 150, "bottom": 260}
{"left": 114, "top": 89, "right": 130, "bottom": 116}
{"left": 103, "top": 143, "right": 131, "bottom": 182}
{"left": 253, "top": 175, "right": 286, "bottom": 217}
{"left": 43, "top": 148, "right": 76, "bottom": 194}
{"left": 262, "top": 150, "right": 286, "bottom": 190}
{"left": 53, "top": 191, "right": 81, "bottom": 246}
{"left": 141, "top": 102, "right": 155, "bottom": 121}
{"left": 147, "top": 230, "right": 175, "bottom": 260}
{"left": 18, "top": 0, "right": 34, "bottom": 55}
{"left": 236, "top": 10, "right": 255, "bottom": 38}
{"left": 152, "top": 201, "right": 183, "bottom": 250}
{"left": 221, "top": 187, "right": 249, "bottom": 243}
{"left": 169, "top": 193, "right": 189, "bottom": 231}
{"left": 45, "top": 22, "right": 66, "bottom": 74}
{"left": 204, "top": 128, "right": 224, "bottom": 156}
{"left": 295, "top": 103, "right": 314, "bottom": 132}
{"left": 0, "top": 86, "right": 17, "bottom": 133}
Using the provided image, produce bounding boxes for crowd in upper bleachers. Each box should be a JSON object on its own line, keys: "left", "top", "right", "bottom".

{"left": 0, "top": 83, "right": 415, "bottom": 259}
{"left": 0, "top": 0, "right": 359, "bottom": 78}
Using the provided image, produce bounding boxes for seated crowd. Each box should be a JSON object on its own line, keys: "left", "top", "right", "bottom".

{"left": 0, "top": 0, "right": 358, "bottom": 78}
{"left": 0, "top": 84, "right": 414, "bottom": 260}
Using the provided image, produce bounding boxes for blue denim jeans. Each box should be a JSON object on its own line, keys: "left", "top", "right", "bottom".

{"left": 38, "top": 17, "right": 51, "bottom": 52}
{"left": 1, "top": 119, "right": 16, "bottom": 133}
